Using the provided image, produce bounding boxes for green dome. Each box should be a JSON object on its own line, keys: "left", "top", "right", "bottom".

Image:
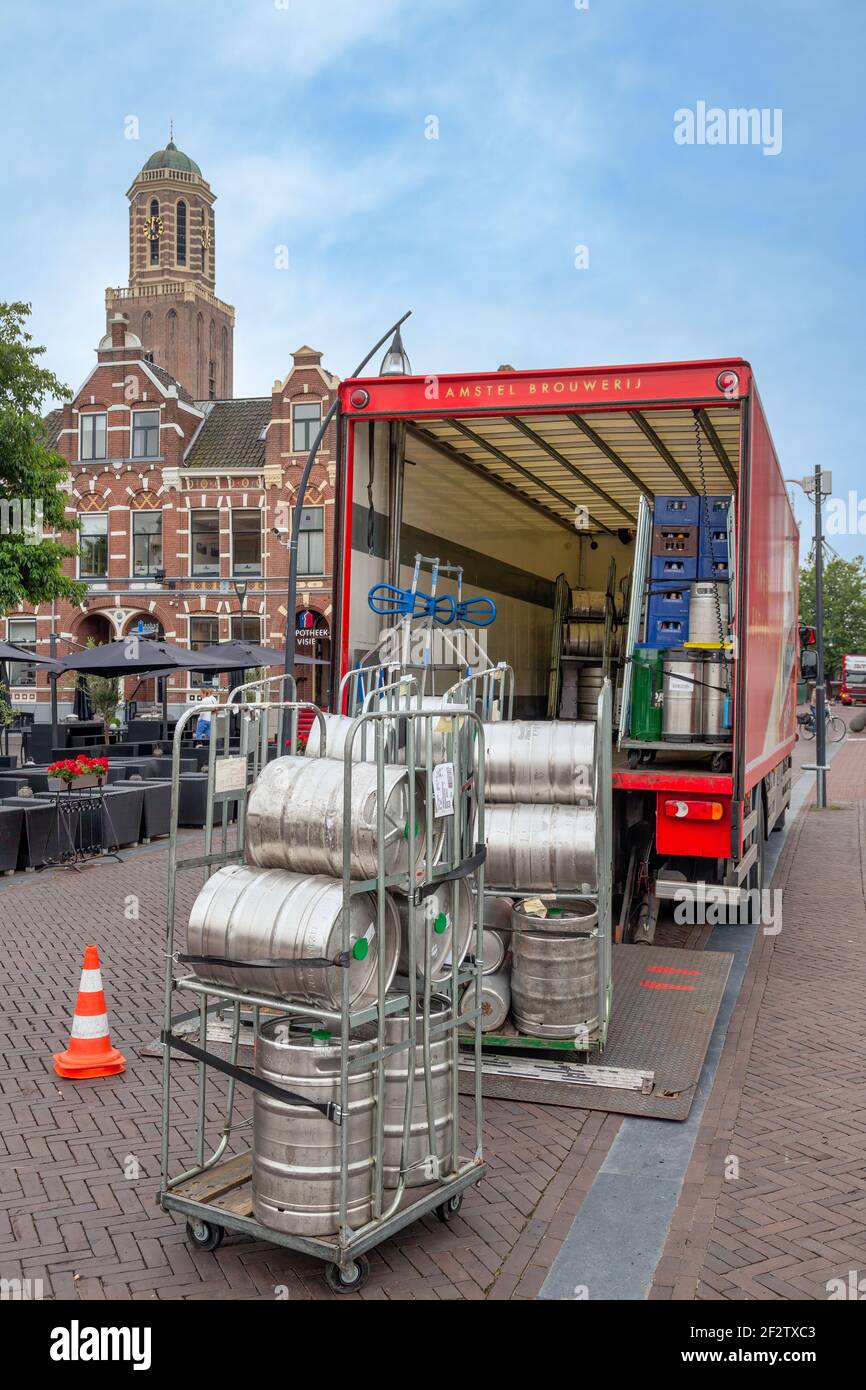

{"left": 141, "top": 140, "right": 201, "bottom": 176}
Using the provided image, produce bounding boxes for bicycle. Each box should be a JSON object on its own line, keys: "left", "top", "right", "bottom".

{"left": 797, "top": 708, "right": 847, "bottom": 742}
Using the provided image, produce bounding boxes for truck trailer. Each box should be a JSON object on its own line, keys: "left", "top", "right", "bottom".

{"left": 328, "top": 357, "right": 798, "bottom": 940}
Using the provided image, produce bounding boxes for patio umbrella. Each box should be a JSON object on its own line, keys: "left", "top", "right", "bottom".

{"left": 72, "top": 676, "right": 93, "bottom": 721}
{"left": 0, "top": 639, "right": 62, "bottom": 668}
{"left": 190, "top": 640, "right": 289, "bottom": 669}
{"left": 56, "top": 637, "right": 254, "bottom": 677}
{"left": 55, "top": 640, "right": 249, "bottom": 743}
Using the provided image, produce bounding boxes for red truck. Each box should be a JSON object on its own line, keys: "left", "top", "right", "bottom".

{"left": 329, "top": 357, "right": 798, "bottom": 933}
{"left": 840, "top": 654, "right": 866, "bottom": 705}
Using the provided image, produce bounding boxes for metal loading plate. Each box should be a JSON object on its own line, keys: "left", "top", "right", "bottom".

{"left": 458, "top": 943, "right": 732, "bottom": 1121}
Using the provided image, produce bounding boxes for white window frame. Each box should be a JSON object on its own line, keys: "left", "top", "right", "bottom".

{"left": 79, "top": 412, "right": 107, "bottom": 461}
{"left": 77, "top": 511, "right": 109, "bottom": 579}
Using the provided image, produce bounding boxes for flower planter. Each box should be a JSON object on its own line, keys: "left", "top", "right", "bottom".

{"left": 48, "top": 775, "right": 103, "bottom": 791}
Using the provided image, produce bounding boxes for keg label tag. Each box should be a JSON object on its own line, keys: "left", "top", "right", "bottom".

{"left": 214, "top": 755, "right": 246, "bottom": 793}
{"left": 668, "top": 676, "right": 693, "bottom": 693}
{"left": 521, "top": 897, "right": 547, "bottom": 917}
{"left": 432, "top": 762, "right": 455, "bottom": 817}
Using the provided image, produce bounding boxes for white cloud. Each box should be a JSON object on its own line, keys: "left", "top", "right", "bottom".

{"left": 210, "top": 0, "right": 411, "bottom": 78}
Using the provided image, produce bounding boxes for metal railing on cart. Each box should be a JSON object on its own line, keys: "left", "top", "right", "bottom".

{"left": 159, "top": 685, "right": 487, "bottom": 1291}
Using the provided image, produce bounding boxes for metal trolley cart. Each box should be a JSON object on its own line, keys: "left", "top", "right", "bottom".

{"left": 463, "top": 679, "right": 614, "bottom": 1060}
{"left": 158, "top": 692, "right": 486, "bottom": 1293}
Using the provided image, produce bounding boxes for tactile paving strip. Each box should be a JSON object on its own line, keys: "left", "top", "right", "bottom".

{"left": 459, "top": 943, "right": 732, "bottom": 1120}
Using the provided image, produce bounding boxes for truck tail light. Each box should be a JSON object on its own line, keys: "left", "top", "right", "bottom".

{"left": 664, "top": 798, "right": 724, "bottom": 821}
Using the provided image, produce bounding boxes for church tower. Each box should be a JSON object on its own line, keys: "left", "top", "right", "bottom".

{"left": 105, "top": 133, "right": 235, "bottom": 401}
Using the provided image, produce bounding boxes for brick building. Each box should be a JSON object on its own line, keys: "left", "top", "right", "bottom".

{"left": 5, "top": 139, "right": 338, "bottom": 723}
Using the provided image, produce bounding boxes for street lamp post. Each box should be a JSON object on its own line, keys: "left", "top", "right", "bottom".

{"left": 812, "top": 465, "right": 828, "bottom": 809}
{"left": 277, "top": 312, "right": 412, "bottom": 748}
{"left": 232, "top": 579, "right": 249, "bottom": 701}
{"left": 787, "top": 468, "right": 831, "bottom": 809}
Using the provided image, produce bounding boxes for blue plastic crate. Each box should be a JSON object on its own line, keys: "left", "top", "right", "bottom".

{"left": 650, "top": 555, "right": 697, "bottom": 582}
{"left": 648, "top": 589, "right": 691, "bottom": 625}
{"left": 698, "top": 554, "right": 731, "bottom": 581}
{"left": 700, "top": 495, "right": 733, "bottom": 527}
{"left": 699, "top": 526, "right": 729, "bottom": 561}
{"left": 654, "top": 495, "right": 700, "bottom": 527}
{"left": 648, "top": 615, "right": 689, "bottom": 647}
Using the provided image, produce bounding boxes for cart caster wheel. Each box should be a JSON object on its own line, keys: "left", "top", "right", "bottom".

{"left": 435, "top": 1193, "right": 463, "bottom": 1224}
{"left": 710, "top": 753, "right": 728, "bottom": 772}
{"left": 325, "top": 1255, "right": 370, "bottom": 1294}
{"left": 627, "top": 751, "right": 639, "bottom": 769}
{"left": 186, "top": 1218, "right": 224, "bottom": 1252}
{"left": 639, "top": 750, "right": 656, "bottom": 765}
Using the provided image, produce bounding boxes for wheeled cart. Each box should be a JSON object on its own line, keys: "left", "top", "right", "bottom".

{"left": 158, "top": 693, "right": 487, "bottom": 1292}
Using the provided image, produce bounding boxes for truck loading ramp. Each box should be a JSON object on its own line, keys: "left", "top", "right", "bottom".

{"left": 459, "top": 943, "right": 732, "bottom": 1121}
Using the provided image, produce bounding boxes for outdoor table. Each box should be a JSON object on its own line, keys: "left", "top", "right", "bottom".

{"left": 100, "top": 785, "right": 145, "bottom": 847}
{"left": 137, "top": 780, "right": 172, "bottom": 840}
{"left": 105, "top": 765, "right": 135, "bottom": 784}
{"left": 0, "top": 805, "right": 24, "bottom": 872}
{"left": 148, "top": 756, "right": 197, "bottom": 777}
{"left": 1, "top": 796, "right": 61, "bottom": 869}
{"left": 34, "top": 790, "right": 108, "bottom": 860}
{"left": 177, "top": 773, "right": 237, "bottom": 827}
{"left": 35, "top": 785, "right": 144, "bottom": 852}
{"left": 9, "top": 768, "right": 51, "bottom": 793}
{"left": 118, "top": 758, "right": 161, "bottom": 780}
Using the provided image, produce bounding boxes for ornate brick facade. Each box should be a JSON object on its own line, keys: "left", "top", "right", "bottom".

{"left": 5, "top": 141, "right": 339, "bottom": 723}
{"left": 105, "top": 138, "right": 234, "bottom": 402}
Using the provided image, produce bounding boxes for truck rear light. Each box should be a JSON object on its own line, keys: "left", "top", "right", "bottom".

{"left": 349, "top": 388, "right": 370, "bottom": 408}
{"left": 664, "top": 798, "right": 724, "bottom": 821}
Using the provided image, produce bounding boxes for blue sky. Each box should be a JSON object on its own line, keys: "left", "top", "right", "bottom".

{"left": 1, "top": 0, "right": 863, "bottom": 556}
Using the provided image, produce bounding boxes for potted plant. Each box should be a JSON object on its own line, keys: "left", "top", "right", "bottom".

{"left": 47, "top": 755, "right": 109, "bottom": 791}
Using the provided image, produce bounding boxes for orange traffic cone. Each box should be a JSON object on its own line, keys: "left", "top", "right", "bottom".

{"left": 53, "top": 945, "right": 126, "bottom": 1079}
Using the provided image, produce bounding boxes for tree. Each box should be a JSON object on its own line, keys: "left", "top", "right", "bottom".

{"left": 0, "top": 301, "right": 86, "bottom": 611}
{"left": 799, "top": 552, "right": 866, "bottom": 678}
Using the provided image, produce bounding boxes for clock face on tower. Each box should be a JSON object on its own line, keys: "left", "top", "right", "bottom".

{"left": 143, "top": 213, "right": 164, "bottom": 241}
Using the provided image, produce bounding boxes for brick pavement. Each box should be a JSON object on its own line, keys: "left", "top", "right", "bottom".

{"left": 650, "top": 732, "right": 866, "bottom": 1300}
{"left": 0, "top": 835, "right": 619, "bottom": 1300}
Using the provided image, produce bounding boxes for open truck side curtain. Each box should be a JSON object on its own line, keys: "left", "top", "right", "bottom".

{"left": 329, "top": 358, "right": 797, "bottom": 906}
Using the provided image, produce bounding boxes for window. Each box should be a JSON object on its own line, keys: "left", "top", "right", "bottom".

{"left": 132, "top": 409, "right": 160, "bottom": 459}
{"left": 79, "top": 513, "right": 108, "bottom": 578}
{"left": 231, "top": 510, "right": 262, "bottom": 576}
{"left": 189, "top": 614, "right": 219, "bottom": 687}
{"left": 7, "top": 618, "right": 37, "bottom": 687}
{"left": 292, "top": 401, "right": 321, "bottom": 453}
{"left": 298, "top": 505, "right": 324, "bottom": 575}
{"left": 80, "top": 413, "right": 106, "bottom": 461}
{"left": 230, "top": 615, "right": 262, "bottom": 643}
{"left": 149, "top": 198, "right": 160, "bottom": 266}
{"left": 132, "top": 512, "right": 163, "bottom": 577}
{"left": 208, "top": 360, "right": 216, "bottom": 401}
{"left": 191, "top": 509, "right": 220, "bottom": 576}
{"left": 176, "top": 200, "right": 186, "bottom": 265}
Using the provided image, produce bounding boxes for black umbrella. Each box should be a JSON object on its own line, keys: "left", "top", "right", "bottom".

{"left": 72, "top": 677, "right": 93, "bottom": 720}
{"left": 191, "top": 641, "right": 313, "bottom": 669}
{"left": 56, "top": 638, "right": 247, "bottom": 677}
{"left": 0, "top": 639, "right": 62, "bottom": 668}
